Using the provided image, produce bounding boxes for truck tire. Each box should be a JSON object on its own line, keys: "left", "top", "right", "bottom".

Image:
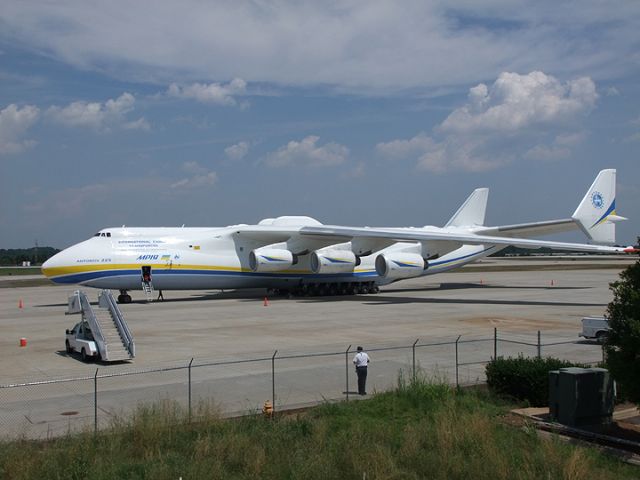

{"left": 596, "top": 331, "right": 608, "bottom": 344}
{"left": 81, "top": 348, "right": 88, "bottom": 362}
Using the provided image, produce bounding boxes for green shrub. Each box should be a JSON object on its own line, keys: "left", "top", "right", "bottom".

{"left": 605, "top": 259, "right": 640, "bottom": 407}
{"left": 485, "top": 356, "right": 582, "bottom": 406}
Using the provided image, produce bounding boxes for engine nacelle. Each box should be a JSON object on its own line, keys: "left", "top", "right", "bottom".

{"left": 310, "top": 249, "right": 357, "bottom": 274}
{"left": 249, "top": 248, "right": 294, "bottom": 272}
{"left": 375, "top": 252, "right": 427, "bottom": 279}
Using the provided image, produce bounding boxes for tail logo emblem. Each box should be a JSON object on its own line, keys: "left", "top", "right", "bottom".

{"left": 591, "top": 191, "right": 604, "bottom": 209}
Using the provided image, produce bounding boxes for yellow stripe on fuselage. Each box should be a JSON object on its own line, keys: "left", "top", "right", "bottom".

{"left": 42, "top": 263, "right": 243, "bottom": 278}
{"left": 43, "top": 263, "right": 375, "bottom": 279}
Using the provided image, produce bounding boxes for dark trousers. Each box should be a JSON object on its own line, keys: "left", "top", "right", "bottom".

{"left": 356, "top": 366, "right": 367, "bottom": 395}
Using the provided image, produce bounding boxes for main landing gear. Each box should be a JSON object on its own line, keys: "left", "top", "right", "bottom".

{"left": 118, "top": 290, "right": 132, "bottom": 304}
{"left": 269, "top": 281, "right": 380, "bottom": 297}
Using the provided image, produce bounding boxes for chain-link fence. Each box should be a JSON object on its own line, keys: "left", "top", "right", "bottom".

{"left": 0, "top": 329, "right": 603, "bottom": 440}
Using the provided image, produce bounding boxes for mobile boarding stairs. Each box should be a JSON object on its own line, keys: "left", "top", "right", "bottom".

{"left": 67, "top": 289, "right": 135, "bottom": 362}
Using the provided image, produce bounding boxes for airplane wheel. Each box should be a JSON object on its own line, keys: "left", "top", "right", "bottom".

{"left": 372, "top": 285, "right": 380, "bottom": 294}
{"left": 118, "top": 294, "right": 132, "bottom": 304}
{"left": 65, "top": 340, "right": 72, "bottom": 354}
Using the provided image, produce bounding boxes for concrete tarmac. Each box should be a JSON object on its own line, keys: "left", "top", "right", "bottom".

{"left": 0, "top": 256, "right": 636, "bottom": 438}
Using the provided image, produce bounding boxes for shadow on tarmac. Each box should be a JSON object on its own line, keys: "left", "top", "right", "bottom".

{"left": 54, "top": 350, "right": 131, "bottom": 366}
{"left": 34, "top": 283, "right": 591, "bottom": 308}
{"left": 384, "top": 282, "right": 589, "bottom": 293}
{"left": 281, "top": 291, "right": 605, "bottom": 307}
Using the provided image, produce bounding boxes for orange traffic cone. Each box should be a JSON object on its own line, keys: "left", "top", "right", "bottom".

{"left": 263, "top": 297, "right": 269, "bottom": 306}
{"left": 18, "top": 299, "right": 23, "bottom": 309}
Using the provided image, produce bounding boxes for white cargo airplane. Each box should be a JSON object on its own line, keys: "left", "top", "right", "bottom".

{"left": 42, "top": 169, "right": 635, "bottom": 304}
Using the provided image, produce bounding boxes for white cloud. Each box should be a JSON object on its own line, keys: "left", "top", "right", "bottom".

{"left": 171, "top": 161, "right": 217, "bottom": 189}
{"left": 524, "top": 132, "right": 588, "bottom": 161}
{"left": 46, "top": 92, "right": 148, "bottom": 132}
{"left": 341, "top": 161, "right": 366, "bottom": 179}
{"left": 224, "top": 141, "right": 249, "bottom": 160}
{"left": 604, "top": 86, "right": 620, "bottom": 96}
{"left": 440, "top": 72, "right": 597, "bottom": 133}
{"left": 123, "top": 117, "right": 151, "bottom": 131}
{"left": 0, "top": 104, "right": 39, "bottom": 154}
{"left": 378, "top": 72, "right": 596, "bottom": 173}
{"left": 416, "top": 136, "right": 507, "bottom": 173}
{"left": 167, "top": 79, "right": 247, "bottom": 106}
{"left": 2, "top": 2, "right": 638, "bottom": 90}
{"left": 265, "top": 136, "right": 349, "bottom": 168}
{"left": 377, "top": 130, "right": 508, "bottom": 173}
{"left": 375, "top": 133, "right": 434, "bottom": 160}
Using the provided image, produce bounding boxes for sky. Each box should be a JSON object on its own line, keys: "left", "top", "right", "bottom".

{"left": 1, "top": 1, "right": 639, "bottom": 249}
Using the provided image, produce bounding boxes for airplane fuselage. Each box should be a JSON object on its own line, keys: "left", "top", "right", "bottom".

{"left": 42, "top": 225, "right": 495, "bottom": 291}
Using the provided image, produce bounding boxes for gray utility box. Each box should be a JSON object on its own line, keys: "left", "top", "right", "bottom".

{"left": 549, "top": 367, "right": 614, "bottom": 427}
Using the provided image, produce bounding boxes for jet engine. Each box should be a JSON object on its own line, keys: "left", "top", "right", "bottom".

{"left": 310, "top": 249, "right": 357, "bottom": 274}
{"left": 249, "top": 248, "right": 294, "bottom": 272}
{"left": 375, "top": 252, "right": 427, "bottom": 279}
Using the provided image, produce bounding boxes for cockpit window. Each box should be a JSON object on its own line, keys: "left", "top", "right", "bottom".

{"left": 94, "top": 232, "right": 111, "bottom": 237}
{"left": 106, "top": 232, "right": 111, "bottom": 237}
{"left": 94, "top": 233, "right": 100, "bottom": 237}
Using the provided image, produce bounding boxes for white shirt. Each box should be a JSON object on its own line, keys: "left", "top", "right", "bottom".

{"left": 353, "top": 351, "right": 370, "bottom": 367}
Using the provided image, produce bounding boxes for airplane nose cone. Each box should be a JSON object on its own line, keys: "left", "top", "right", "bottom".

{"left": 41, "top": 251, "right": 66, "bottom": 280}
{"left": 41, "top": 256, "right": 53, "bottom": 271}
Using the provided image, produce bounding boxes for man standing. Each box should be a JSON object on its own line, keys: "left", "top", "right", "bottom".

{"left": 352, "top": 346, "right": 370, "bottom": 395}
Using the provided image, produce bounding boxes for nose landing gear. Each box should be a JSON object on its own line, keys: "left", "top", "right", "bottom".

{"left": 117, "top": 290, "right": 132, "bottom": 304}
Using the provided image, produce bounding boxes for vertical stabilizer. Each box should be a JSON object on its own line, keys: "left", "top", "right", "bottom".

{"left": 572, "top": 169, "right": 625, "bottom": 245}
{"left": 445, "top": 188, "right": 489, "bottom": 227}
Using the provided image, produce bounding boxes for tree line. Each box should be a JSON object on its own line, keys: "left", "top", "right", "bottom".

{"left": 0, "top": 247, "right": 60, "bottom": 266}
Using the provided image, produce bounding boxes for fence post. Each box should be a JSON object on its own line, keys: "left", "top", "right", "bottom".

{"left": 455, "top": 335, "right": 461, "bottom": 388}
{"left": 94, "top": 368, "right": 99, "bottom": 434}
{"left": 412, "top": 338, "right": 419, "bottom": 384}
{"left": 271, "top": 350, "right": 278, "bottom": 413}
{"left": 493, "top": 327, "right": 497, "bottom": 360}
{"left": 188, "top": 358, "right": 194, "bottom": 422}
{"left": 537, "top": 330, "right": 541, "bottom": 359}
{"left": 345, "top": 345, "right": 352, "bottom": 401}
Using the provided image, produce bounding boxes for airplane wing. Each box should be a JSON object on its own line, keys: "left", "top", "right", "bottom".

{"left": 474, "top": 218, "right": 578, "bottom": 238}
{"left": 299, "top": 225, "right": 633, "bottom": 254}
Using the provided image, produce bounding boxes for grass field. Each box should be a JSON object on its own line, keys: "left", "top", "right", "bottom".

{"left": 0, "top": 380, "right": 636, "bottom": 479}
{"left": 0, "top": 267, "right": 42, "bottom": 276}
